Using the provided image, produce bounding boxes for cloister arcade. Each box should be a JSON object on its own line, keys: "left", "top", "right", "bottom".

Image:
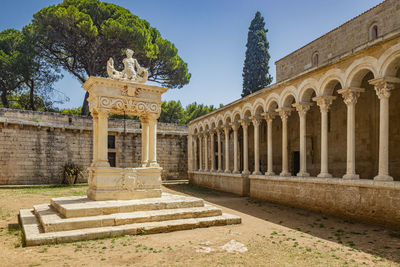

{"left": 188, "top": 42, "right": 400, "bottom": 183}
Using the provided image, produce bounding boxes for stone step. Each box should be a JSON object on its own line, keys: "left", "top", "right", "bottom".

{"left": 34, "top": 204, "right": 223, "bottom": 232}
{"left": 19, "top": 209, "right": 241, "bottom": 246}
{"left": 50, "top": 193, "right": 204, "bottom": 218}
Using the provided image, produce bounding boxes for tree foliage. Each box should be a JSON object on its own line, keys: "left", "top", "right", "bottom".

{"left": 158, "top": 101, "right": 218, "bottom": 124}
{"left": 242, "top": 11, "right": 272, "bottom": 97}
{"left": 32, "top": 0, "right": 191, "bottom": 115}
{"left": 0, "top": 28, "right": 63, "bottom": 110}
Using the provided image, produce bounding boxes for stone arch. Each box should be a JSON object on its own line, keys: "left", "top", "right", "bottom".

{"left": 265, "top": 94, "right": 280, "bottom": 112}
{"left": 203, "top": 120, "right": 210, "bottom": 130}
{"left": 210, "top": 117, "right": 217, "bottom": 129}
{"left": 216, "top": 114, "right": 224, "bottom": 127}
{"left": 318, "top": 69, "right": 345, "bottom": 96}
{"left": 223, "top": 111, "right": 232, "bottom": 125}
{"left": 378, "top": 42, "right": 400, "bottom": 77}
{"left": 232, "top": 107, "right": 242, "bottom": 122}
{"left": 345, "top": 56, "right": 378, "bottom": 87}
{"left": 241, "top": 103, "right": 253, "bottom": 119}
{"left": 279, "top": 87, "right": 297, "bottom": 108}
{"left": 298, "top": 78, "right": 318, "bottom": 102}
{"left": 252, "top": 98, "right": 266, "bottom": 116}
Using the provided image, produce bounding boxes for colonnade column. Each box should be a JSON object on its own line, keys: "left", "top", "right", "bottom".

{"left": 193, "top": 135, "right": 199, "bottom": 171}
{"left": 210, "top": 130, "right": 215, "bottom": 171}
{"left": 369, "top": 77, "right": 400, "bottom": 181}
{"left": 198, "top": 134, "right": 203, "bottom": 171}
{"left": 91, "top": 113, "right": 99, "bottom": 166}
{"left": 263, "top": 112, "right": 276, "bottom": 176}
{"left": 217, "top": 128, "right": 222, "bottom": 172}
{"left": 293, "top": 103, "right": 312, "bottom": 177}
{"left": 277, "top": 108, "right": 292, "bottom": 176}
{"left": 203, "top": 132, "right": 208, "bottom": 171}
{"left": 94, "top": 111, "right": 110, "bottom": 167}
{"left": 140, "top": 117, "right": 149, "bottom": 167}
{"left": 223, "top": 125, "right": 231, "bottom": 173}
{"left": 241, "top": 119, "right": 250, "bottom": 175}
{"left": 338, "top": 87, "right": 364, "bottom": 179}
{"left": 313, "top": 96, "right": 336, "bottom": 178}
{"left": 250, "top": 116, "right": 262, "bottom": 175}
{"left": 148, "top": 116, "right": 159, "bottom": 167}
{"left": 231, "top": 122, "right": 240, "bottom": 173}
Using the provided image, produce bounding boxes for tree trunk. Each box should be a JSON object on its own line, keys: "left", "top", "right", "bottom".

{"left": 29, "top": 80, "right": 35, "bottom": 111}
{"left": 81, "top": 91, "right": 90, "bottom": 116}
{"left": 1, "top": 90, "right": 9, "bottom": 108}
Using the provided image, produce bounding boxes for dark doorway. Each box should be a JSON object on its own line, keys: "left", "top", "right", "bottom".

{"left": 292, "top": 151, "right": 300, "bottom": 176}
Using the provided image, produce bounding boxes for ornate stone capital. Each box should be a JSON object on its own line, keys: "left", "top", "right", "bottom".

{"left": 249, "top": 115, "right": 262, "bottom": 127}
{"left": 223, "top": 124, "right": 231, "bottom": 134}
{"left": 240, "top": 119, "right": 251, "bottom": 129}
{"left": 230, "top": 122, "right": 240, "bottom": 132}
{"left": 313, "top": 96, "right": 336, "bottom": 113}
{"left": 292, "top": 102, "right": 312, "bottom": 117}
{"left": 276, "top": 108, "right": 294, "bottom": 121}
{"left": 338, "top": 88, "right": 365, "bottom": 106}
{"left": 261, "top": 112, "right": 277, "bottom": 123}
{"left": 369, "top": 77, "right": 400, "bottom": 100}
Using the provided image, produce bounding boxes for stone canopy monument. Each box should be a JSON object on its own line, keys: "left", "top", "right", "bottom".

{"left": 84, "top": 49, "right": 165, "bottom": 200}
{"left": 19, "top": 49, "right": 240, "bottom": 246}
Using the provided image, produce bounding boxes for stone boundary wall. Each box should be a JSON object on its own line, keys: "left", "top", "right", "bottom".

{"left": 188, "top": 172, "right": 400, "bottom": 228}
{"left": 0, "top": 108, "right": 188, "bottom": 184}
{"left": 249, "top": 175, "right": 400, "bottom": 229}
{"left": 189, "top": 171, "right": 249, "bottom": 196}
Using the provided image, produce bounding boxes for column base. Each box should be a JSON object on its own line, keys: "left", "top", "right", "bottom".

{"left": 252, "top": 171, "right": 262, "bottom": 175}
{"left": 265, "top": 171, "right": 275, "bottom": 176}
{"left": 224, "top": 170, "right": 231, "bottom": 174}
{"left": 373, "top": 174, "right": 393, "bottom": 181}
{"left": 242, "top": 170, "right": 250, "bottom": 175}
{"left": 149, "top": 162, "right": 160, "bottom": 167}
{"left": 217, "top": 169, "right": 224, "bottom": 173}
{"left": 317, "top": 172, "right": 332, "bottom": 178}
{"left": 232, "top": 170, "right": 240, "bottom": 174}
{"left": 280, "top": 171, "right": 291, "bottom": 177}
{"left": 92, "top": 160, "right": 110, "bottom": 168}
{"left": 296, "top": 172, "right": 310, "bottom": 177}
{"left": 342, "top": 173, "right": 360, "bottom": 180}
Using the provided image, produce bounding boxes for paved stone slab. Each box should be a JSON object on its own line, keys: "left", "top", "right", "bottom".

{"left": 51, "top": 193, "right": 204, "bottom": 218}
{"left": 20, "top": 208, "right": 241, "bottom": 246}
{"left": 34, "top": 204, "right": 222, "bottom": 232}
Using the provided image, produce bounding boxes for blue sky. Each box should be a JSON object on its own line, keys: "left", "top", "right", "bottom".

{"left": 0, "top": 0, "right": 383, "bottom": 109}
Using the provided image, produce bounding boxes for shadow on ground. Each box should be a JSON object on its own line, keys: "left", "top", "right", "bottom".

{"left": 164, "top": 183, "right": 400, "bottom": 263}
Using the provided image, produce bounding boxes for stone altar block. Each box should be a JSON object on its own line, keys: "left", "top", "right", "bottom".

{"left": 82, "top": 76, "right": 167, "bottom": 200}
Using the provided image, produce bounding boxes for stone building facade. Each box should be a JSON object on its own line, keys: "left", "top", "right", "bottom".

{"left": 0, "top": 108, "right": 188, "bottom": 184}
{"left": 188, "top": 0, "right": 400, "bottom": 228}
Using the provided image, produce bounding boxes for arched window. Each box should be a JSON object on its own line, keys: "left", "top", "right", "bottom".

{"left": 312, "top": 52, "right": 319, "bottom": 66}
{"left": 369, "top": 24, "right": 378, "bottom": 40}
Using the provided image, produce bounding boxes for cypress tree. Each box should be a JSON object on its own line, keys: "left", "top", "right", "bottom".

{"left": 242, "top": 12, "right": 273, "bottom": 97}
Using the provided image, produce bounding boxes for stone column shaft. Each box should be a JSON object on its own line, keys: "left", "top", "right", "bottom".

{"left": 338, "top": 88, "right": 364, "bottom": 179}
{"left": 210, "top": 131, "right": 215, "bottom": 171}
{"left": 370, "top": 77, "right": 399, "bottom": 181}
{"left": 224, "top": 126, "right": 230, "bottom": 173}
{"left": 204, "top": 134, "right": 208, "bottom": 171}
{"left": 263, "top": 112, "right": 276, "bottom": 176}
{"left": 217, "top": 129, "right": 222, "bottom": 172}
{"left": 95, "top": 112, "right": 110, "bottom": 167}
{"left": 148, "top": 117, "right": 158, "bottom": 167}
{"left": 241, "top": 120, "right": 250, "bottom": 175}
{"left": 91, "top": 113, "right": 99, "bottom": 166}
{"left": 193, "top": 137, "right": 198, "bottom": 170}
{"left": 277, "top": 108, "right": 292, "bottom": 176}
{"left": 293, "top": 103, "right": 312, "bottom": 177}
{"left": 141, "top": 118, "right": 149, "bottom": 167}
{"left": 313, "top": 96, "right": 336, "bottom": 178}
{"left": 250, "top": 116, "right": 262, "bottom": 175}
{"left": 231, "top": 123, "right": 240, "bottom": 173}
{"left": 198, "top": 135, "right": 203, "bottom": 171}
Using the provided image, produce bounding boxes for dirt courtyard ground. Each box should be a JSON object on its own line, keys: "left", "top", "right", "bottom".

{"left": 0, "top": 183, "right": 399, "bottom": 267}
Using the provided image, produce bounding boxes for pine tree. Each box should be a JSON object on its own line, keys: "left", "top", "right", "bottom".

{"left": 242, "top": 12, "right": 273, "bottom": 97}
